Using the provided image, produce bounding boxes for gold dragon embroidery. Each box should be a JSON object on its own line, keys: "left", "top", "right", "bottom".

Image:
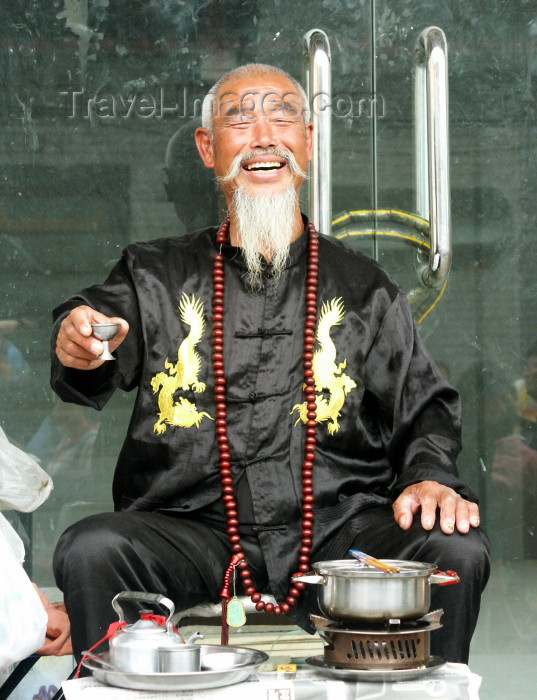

{"left": 292, "top": 297, "right": 357, "bottom": 435}
{"left": 151, "top": 293, "right": 213, "bottom": 433}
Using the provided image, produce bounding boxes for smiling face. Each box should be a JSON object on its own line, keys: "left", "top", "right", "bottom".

{"left": 195, "top": 71, "right": 313, "bottom": 205}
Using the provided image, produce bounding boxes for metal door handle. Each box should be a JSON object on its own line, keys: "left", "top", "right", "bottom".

{"left": 303, "top": 29, "right": 332, "bottom": 236}
{"left": 413, "top": 26, "right": 451, "bottom": 288}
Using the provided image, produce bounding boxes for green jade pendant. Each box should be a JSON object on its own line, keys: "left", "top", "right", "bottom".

{"left": 226, "top": 596, "right": 247, "bottom": 627}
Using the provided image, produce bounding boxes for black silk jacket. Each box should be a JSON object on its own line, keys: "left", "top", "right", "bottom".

{"left": 50, "top": 225, "right": 477, "bottom": 626}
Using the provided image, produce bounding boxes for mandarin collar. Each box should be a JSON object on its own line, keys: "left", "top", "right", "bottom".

{"left": 219, "top": 215, "right": 310, "bottom": 270}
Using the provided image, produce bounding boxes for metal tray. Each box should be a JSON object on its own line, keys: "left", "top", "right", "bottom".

{"left": 83, "top": 645, "right": 268, "bottom": 691}
{"left": 305, "top": 655, "right": 446, "bottom": 682}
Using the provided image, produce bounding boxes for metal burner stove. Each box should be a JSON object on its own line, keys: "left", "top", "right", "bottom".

{"left": 311, "top": 609, "right": 443, "bottom": 670}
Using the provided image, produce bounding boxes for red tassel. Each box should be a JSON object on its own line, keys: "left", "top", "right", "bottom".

{"left": 219, "top": 553, "right": 242, "bottom": 646}
{"left": 220, "top": 596, "right": 229, "bottom": 645}
{"left": 75, "top": 620, "right": 126, "bottom": 678}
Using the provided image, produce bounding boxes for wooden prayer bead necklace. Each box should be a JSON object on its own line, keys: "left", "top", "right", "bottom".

{"left": 213, "top": 217, "right": 319, "bottom": 621}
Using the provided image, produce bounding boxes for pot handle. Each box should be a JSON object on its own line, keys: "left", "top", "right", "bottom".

{"left": 291, "top": 573, "right": 326, "bottom": 585}
{"left": 112, "top": 591, "right": 176, "bottom": 632}
{"left": 429, "top": 569, "right": 460, "bottom": 586}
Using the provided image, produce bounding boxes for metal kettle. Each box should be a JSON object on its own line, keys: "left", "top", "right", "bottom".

{"left": 108, "top": 591, "right": 202, "bottom": 673}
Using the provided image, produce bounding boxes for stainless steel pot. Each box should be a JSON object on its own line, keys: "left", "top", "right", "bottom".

{"left": 293, "top": 559, "right": 459, "bottom": 622}
{"left": 108, "top": 592, "right": 202, "bottom": 674}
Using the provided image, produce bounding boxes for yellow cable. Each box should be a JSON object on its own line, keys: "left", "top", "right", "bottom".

{"left": 335, "top": 229, "right": 430, "bottom": 249}
{"left": 332, "top": 216, "right": 446, "bottom": 325}
{"left": 416, "top": 279, "right": 448, "bottom": 324}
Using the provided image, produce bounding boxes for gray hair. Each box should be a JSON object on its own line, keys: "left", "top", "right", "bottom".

{"left": 201, "top": 63, "right": 311, "bottom": 136}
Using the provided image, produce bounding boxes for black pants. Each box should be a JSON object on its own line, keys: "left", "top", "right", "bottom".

{"left": 53, "top": 506, "right": 489, "bottom": 664}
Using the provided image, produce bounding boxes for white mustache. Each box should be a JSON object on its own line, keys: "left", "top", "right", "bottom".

{"left": 217, "top": 148, "right": 307, "bottom": 184}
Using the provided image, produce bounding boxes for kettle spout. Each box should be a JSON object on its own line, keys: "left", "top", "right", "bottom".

{"left": 184, "top": 631, "right": 204, "bottom": 645}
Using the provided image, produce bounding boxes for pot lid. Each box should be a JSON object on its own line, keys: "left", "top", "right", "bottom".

{"left": 312, "top": 559, "right": 438, "bottom": 578}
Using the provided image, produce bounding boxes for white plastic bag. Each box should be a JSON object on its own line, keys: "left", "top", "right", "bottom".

{"left": 0, "top": 513, "right": 47, "bottom": 670}
{"left": 0, "top": 426, "right": 53, "bottom": 511}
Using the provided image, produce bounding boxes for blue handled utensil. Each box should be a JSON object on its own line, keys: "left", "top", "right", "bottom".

{"left": 349, "top": 549, "right": 400, "bottom": 573}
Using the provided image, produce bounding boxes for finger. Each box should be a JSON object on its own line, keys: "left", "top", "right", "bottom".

{"left": 419, "top": 494, "right": 441, "bottom": 531}
{"left": 106, "top": 317, "right": 130, "bottom": 351}
{"left": 453, "top": 498, "right": 470, "bottom": 534}
{"left": 454, "top": 500, "right": 481, "bottom": 533}
{"left": 392, "top": 492, "right": 420, "bottom": 530}
{"left": 56, "top": 331, "right": 105, "bottom": 369}
{"left": 60, "top": 318, "right": 103, "bottom": 358}
{"left": 468, "top": 502, "right": 481, "bottom": 528}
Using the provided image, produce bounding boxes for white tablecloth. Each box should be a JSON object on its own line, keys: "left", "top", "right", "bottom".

{"left": 62, "top": 663, "right": 482, "bottom": 700}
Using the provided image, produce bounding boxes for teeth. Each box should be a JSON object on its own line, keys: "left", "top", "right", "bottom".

{"left": 244, "top": 161, "right": 284, "bottom": 171}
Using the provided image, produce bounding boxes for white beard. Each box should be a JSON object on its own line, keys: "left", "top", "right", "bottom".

{"left": 232, "top": 185, "right": 298, "bottom": 291}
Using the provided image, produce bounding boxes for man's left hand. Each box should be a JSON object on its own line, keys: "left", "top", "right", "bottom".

{"left": 392, "top": 480, "right": 480, "bottom": 535}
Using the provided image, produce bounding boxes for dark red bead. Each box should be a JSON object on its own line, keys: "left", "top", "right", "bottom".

{"left": 298, "top": 563, "right": 310, "bottom": 572}
{"left": 289, "top": 587, "right": 300, "bottom": 598}
{"left": 231, "top": 543, "right": 242, "bottom": 552}
{"left": 285, "top": 596, "right": 297, "bottom": 606}
{"left": 280, "top": 603, "right": 291, "bottom": 614}
{"left": 264, "top": 602, "right": 274, "bottom": 613}
{"left": 251, "top": 592, "right": 261, "bottom": 602}
{"left": 273, "top": 606, "right": 282, "bottom": 616}
{"left": 255, "top": 601, "right": 266, "bottom": 611}
{"left": 245, "top": 586, "right": 256, "bottom": 596}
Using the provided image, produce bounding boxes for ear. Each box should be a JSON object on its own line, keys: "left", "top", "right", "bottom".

{"left": 305, "top": 121, "right": 314, "bottom": 163}
{"left": 194, "top": 127, "right": 215, "bottom": 169}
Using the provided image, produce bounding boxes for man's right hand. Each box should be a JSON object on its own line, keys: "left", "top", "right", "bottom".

{"left": 55, "top": 305, "right": 129, "bottom": 370}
